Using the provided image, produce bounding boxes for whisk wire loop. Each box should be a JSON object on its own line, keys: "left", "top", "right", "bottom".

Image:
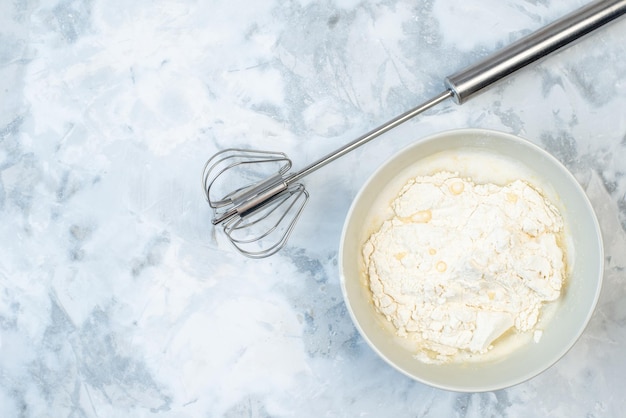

{"left": 202, "top": 148, "right": 292, "bottom": 208}
{"left": 223, "top": 183, "right": 309, "bottom": 258}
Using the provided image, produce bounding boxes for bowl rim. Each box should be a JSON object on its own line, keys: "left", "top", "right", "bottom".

{"left": 338, "top": 127, "right": 604, "bottom": 392}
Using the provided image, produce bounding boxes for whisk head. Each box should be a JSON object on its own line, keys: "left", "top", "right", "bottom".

{"left": 202, "top": 148, "right": 309, "bottom": 258}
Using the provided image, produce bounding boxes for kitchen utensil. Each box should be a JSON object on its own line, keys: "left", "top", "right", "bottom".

{"left": 203, "top": 0, "right": 626, "bottom": 258}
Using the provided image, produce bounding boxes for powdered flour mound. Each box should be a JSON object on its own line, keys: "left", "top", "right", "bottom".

{"left": 363, "top": 171, "right": 565, "bottom": 364}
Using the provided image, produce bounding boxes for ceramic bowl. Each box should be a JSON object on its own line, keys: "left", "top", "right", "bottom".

{"left": 339, "top": 128, "right": 603, "bottom": 392}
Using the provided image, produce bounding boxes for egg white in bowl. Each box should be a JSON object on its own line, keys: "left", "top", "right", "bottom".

{"left": 339, "top": 128, "right": 603, "bottom": 392}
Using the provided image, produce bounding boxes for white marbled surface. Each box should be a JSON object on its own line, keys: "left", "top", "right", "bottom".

{"left": 2, "top": 0, "right": 626, "bottom": 416}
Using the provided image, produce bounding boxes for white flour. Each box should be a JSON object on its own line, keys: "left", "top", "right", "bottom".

{"left": 363, "top": 171, "right": 565, "bottom": 363}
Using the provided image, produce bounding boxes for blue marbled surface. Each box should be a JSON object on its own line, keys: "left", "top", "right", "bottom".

{"left": 2, "top": 0, "right": 626, "bottom": 416}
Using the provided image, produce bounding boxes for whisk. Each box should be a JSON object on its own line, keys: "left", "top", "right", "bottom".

{"left": 203, "top": 0, "right": 626, "bottom": 258}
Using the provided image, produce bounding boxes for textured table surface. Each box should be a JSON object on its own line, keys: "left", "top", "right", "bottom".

{"left": 2, "top": 0, "right": 626, "bottom": 416}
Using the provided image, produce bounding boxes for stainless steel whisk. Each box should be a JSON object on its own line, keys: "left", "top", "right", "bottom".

{"left": 203, "top": 0, "right": 626, "bottom": 258}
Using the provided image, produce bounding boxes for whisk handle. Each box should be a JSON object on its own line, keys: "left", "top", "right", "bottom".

{"left": 445, "top": 0, "right": 626, "bottom": 104}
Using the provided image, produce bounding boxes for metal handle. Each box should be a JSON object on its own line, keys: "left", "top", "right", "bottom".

{"left": 445, "top": 0, "right": 626, "bottom": 104}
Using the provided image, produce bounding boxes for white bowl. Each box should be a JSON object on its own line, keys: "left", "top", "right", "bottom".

{"left": 339, "top": 128, "right": 603, "bottom": 392}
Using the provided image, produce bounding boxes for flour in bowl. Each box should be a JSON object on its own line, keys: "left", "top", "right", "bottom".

{"left": 362, "top": 171, "right": 565, "bottom": 364}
